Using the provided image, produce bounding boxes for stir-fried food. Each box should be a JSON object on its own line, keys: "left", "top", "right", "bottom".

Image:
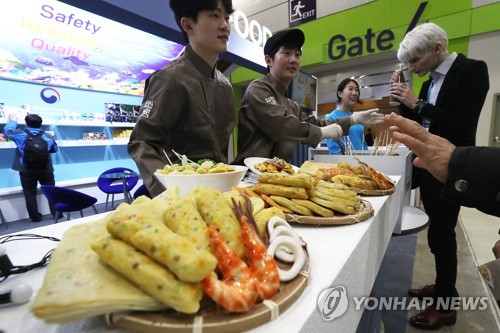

{"left": 255, "top": 157, "right": 295, "bottom": 174}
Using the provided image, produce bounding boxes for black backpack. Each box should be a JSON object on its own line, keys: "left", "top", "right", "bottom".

{"left": 23, "top": 129, "right": 49, "bottom": 169}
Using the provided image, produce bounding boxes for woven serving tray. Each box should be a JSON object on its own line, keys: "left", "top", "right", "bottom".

{"left": 106, "top": 249, "right": 310, "bottom": 333}
{"left": 285, "top": 199, "right": 374, "bottom": 225}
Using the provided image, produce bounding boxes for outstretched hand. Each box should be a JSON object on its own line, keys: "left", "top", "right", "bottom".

{"left": 321, "top": 123, "right": 343, "bottom": 140}
{"left": 352, "top": 108, "right": 384, "bottom": 126}
{"left": 384, "top": 113, "right": 455, "bottom": 182}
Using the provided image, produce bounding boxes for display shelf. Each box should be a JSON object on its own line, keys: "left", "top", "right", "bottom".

{"left": 0, "top": 139, "right": 128, "bottom": 149}
{"left": 0, "top": 142, "right": 16, "bottom": 148}
{"left": 57, "top": 139, "right": 128, "bottom": 147}
{"left": 0, "top": 119, "right": 135, "bottom": 127}
{"left": 53, "top": 120, "right": 135, "bottom": 128}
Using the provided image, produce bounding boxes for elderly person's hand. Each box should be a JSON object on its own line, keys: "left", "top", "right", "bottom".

{"left": 493, "top": 240, "right": 500, "bottom": 259}
{"left": 384, "top": 113, "right": 456, "bottom": 182}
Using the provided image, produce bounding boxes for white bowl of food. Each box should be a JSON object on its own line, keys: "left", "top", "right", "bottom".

{"left": 154, "top": 164, "right": 248, "bottom": 197}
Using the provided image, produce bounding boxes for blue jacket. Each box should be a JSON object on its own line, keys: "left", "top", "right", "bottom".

{"left": 4, "top": 120, "right": 58, "bottom": 172}
{"left": 325, "top": 109, "right": 367, "bottom": 154}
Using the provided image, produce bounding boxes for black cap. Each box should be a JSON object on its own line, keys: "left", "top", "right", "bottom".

{"left": 264, "top": 29, "right": 305, "bottom": 56}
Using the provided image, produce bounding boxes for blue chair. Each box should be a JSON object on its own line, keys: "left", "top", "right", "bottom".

{"left": 97, "top": 167, "right": 139, "bottom": 210}
{"left": 133, "top": 184, "right": 151, "bottom": 200}
{"left": 40, "top": 185, "right": 98, "bottom": 223}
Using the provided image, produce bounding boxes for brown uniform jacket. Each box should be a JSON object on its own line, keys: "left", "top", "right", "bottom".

{"left": 234, "top": 74, "right": 350, "bottom": 164}
{"left": 128, "top": 46, "right": 235, "bottom": 197}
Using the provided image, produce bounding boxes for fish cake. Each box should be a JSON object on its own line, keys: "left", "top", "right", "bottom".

{"left": 310, "top": 196, "right": 356, "bottom": 215}
{"left": 130, "top": 222, "right": 217, "bottom": 283}
{"left": 270, "top": 196, "right": 313, "bottom": 216}
{"left": 31, "top": 220, "right": 166, "bottom": 323}
{"left": 91, "top": 237, "right": 203, "bottom": 314}
{"left": 252, "top": 183, "right": 308, "bottom": 199}
{"left": 254, "top": 207, "right": 286, "bottom": 236}
{"left": 106, "top": 206, "right": 165, "bottom": 243}
{"left": 187, "top": 186, "right": 245, "bottom": 259}
{"left": 291, "top": 199, "right": 334, "bottom": 217}
{"left": 163, "top": 197, "right": 210, "bottom": 251}
{"left": 258, "top": 172, "right": 313, "bottom": 188}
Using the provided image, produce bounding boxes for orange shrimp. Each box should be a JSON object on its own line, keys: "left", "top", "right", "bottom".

{"left": 200, "top": 226, "right": 258, "bottom": 313}
{"left": 233, "top": 198, "right": 280, "bottom": 300}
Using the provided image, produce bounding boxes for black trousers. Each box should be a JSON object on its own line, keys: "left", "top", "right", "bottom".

{"left": 419, "top": 169, "right": 460, "bottom": 298}
{"left": 19, "top": 171, "right": 56, "bottom": 221}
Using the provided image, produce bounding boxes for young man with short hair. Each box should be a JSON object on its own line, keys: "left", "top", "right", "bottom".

{"left": 128, "top": 0, "right": 235, "bottom": 197}
{"left": 390, "top": 22, "right": 489, "bottom": 330}
{"left": 234, "top": 29, "right": 383, "bottom": 164}
{"left": 4, "top": 113, "right": 58, "bottom": 222}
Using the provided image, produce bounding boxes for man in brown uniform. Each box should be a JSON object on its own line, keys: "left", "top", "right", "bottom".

{"left": 234, "top": 29, "right": 383, "bottom": 164}
{"left": 128, "top": 0, "right": 235, "bottom": 197}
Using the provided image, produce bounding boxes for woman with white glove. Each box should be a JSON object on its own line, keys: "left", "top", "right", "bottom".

{"left": 325, "top": 78, "right": 383, "bottom": 154}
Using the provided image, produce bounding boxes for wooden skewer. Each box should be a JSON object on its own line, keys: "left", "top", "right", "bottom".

{"left": 372, "top": 137, "right": 379, "bottom": 155}
{"left": 171, "top": 149, "right": 196, "bottom": 165}
{"left": 349, "top": 138, "right": 356, "bottom": 156}
{"left": 162, "top": 149, "right": 173, "bottom": 166}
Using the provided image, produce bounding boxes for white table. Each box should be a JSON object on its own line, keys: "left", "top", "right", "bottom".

{"left": 0, "top": 177, "right": 403, "bottom": 333}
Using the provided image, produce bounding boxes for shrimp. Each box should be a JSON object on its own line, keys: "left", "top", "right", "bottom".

{"left": 200, "top": 226, "right": 258, "bottom": 313}
{"left": 233, "top": 198, "right": 280, "bottom": 300}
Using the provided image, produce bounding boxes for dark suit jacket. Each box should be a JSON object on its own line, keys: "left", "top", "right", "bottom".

{"left": 443, "top": 146, "right": 500, "bottom": 217}
{"left": 401, "top": 53, "right": 489, "bottom": 147}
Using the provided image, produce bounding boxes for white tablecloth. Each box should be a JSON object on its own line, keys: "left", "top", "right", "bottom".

{"left": 0, "top": 177, "right": 402, "bottom": 333}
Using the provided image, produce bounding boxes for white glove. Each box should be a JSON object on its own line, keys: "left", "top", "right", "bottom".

{"left": 320, "top": 123, "right": 343, "bottom": 140}
{"left": 351, "top": 108, "right": 384, "bottom": 126}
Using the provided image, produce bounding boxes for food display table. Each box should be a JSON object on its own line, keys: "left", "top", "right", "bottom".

{"left": 0, "top": 177, "right": 402, "bottom": 333}
{"left": 312, "top": 149, "right": 428, "bottom": 235}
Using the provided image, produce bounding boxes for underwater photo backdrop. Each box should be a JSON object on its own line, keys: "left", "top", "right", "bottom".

{"left": 0, "top": 0, "right": 185, "bottom": 96}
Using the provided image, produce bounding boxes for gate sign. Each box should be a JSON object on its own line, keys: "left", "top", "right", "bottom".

{"left": 289, "top": 0, "right": 316, "bottom": 27}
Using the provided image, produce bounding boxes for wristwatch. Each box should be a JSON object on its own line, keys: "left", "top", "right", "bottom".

{"left": 414, "top": 99, "right": 427, "bottom": 114}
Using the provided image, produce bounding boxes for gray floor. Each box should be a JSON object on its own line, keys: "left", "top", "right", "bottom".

{"left": 0, "top": 201, "right": 120, "bottom": 236}
{"left": 405, "top": 218, "right": 500, "bottom": 333}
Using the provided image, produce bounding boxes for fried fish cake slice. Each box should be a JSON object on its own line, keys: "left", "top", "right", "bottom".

{"left": 260, "top": 194, "right": 293, "bottom": 214}
{"left": 187, "top": 186, "right": 245, "bottom": 259}
{"left": 106, "top": 204, "right": 165, "bottom": 244}
{"left": 291, "top": 199, "right": 334, "bottom": 217}
{"left": 270, "top": 196, "right": 313, "bottom": 216}
{"left": 254, "top": 207, "right": 286, "bottom": 236}
{"left": 309, "top": 196, "right": 356, "bottom": 215}
{"left": 153, "top": 185, "right": 181, "bottom": 208}
{"left": 313, "top": 187, "right": 361, "bottom": 206}
{"left": 130, "top": 222, "right": 217, "bottom": 283}
{"left": 223, "top": 190, "right": 265, "bottom": 215}
{"left": 365, "top": 165, "right": 392, "bottom": 190}
{"left": 252, "top": 183, "right": 308, "bottom": 199}
{"left": 231, "top": 186, "right": 262, "bottom": 198}
{"left": 258, "top": 172, "right": 313, "bottom": 188}
{"left": 91, "top": 237, "right": 203, "bottom": 314}
{"left": 163, "top": 197, "right": 210, "bottom": 252}
{"left": 316, "top": 180, "right": 350, "bottom": 191}
{"left": 331, "top": 175, "right": 378, "bottom": 190}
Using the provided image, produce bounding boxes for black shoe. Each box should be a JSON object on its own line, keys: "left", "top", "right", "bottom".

{"left": 408, "top": 284, "right": 437, "bottom": 299}
{"left": 31, "top": 218, "right": 42, "bottom": 222}
{"left": 409, "top": 305, "right": 457, "bottom": 330}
